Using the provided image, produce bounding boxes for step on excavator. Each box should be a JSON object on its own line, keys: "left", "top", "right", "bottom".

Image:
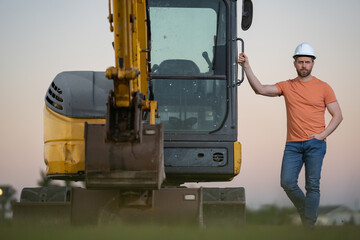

{"left": 13, "top": 0, "right": 253, "bottom": 225}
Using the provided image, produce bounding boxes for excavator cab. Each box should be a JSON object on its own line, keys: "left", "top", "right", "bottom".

{"left": 149, "top": 0, "right": 242, "bottom": 183}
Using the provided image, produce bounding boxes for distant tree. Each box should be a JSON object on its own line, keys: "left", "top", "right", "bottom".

{"left": 0, "top": 185, "right": 16, "bottom": 221}
{"left": 37, "top": 169, "right": 74, "bottom": 187}
{"left": 37, "top": 169, "right": 60, "bottom": 187}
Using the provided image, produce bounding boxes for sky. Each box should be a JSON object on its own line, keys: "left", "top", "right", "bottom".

{"left": 0, "top": 0, "right": 359, "bottom": 210}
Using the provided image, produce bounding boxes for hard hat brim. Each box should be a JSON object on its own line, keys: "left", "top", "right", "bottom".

{"left": 293, "top": 55, "right": 316, "bottom": 60}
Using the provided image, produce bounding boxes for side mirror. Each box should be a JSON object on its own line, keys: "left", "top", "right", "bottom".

{"left": 241, "top": 0, "right": 253, "bottom": 31}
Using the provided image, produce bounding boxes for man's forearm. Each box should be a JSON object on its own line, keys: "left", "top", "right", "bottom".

{"left": 244, "top": 66, "right": 279, "bottom": 97}
{"left": 321, "top": 114, "right": 343, "bottom": 139}
{"left": 244, "top": 65, "right": 264, "bottom": 95}
{"left": 238, "top": 53, "right": 279, "bottom": 97}
{"left": 315, "top": 101, "right": 343, "bottom": 140}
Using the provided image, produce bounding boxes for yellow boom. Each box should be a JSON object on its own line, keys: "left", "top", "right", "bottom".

{"left": 106, "top": 0, "right": 156, "bottom": 124}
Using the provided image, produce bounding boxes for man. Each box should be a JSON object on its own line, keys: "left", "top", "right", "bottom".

{"left": 238, "top": 42, "right": 343, "bottom": 227}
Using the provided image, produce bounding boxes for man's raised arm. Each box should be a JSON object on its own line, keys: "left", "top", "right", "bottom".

{"left": 238, "top": 53, "right": 279, "bottom": 97}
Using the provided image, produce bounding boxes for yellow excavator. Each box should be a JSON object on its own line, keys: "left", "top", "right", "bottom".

{"left": 13, "top": 0, "right": 253, "bottom": 225}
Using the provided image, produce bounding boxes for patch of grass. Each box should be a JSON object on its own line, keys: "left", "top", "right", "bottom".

{"left": 246, "top": 205, "right": 298, "bottom": 225}
{"left": 1, "top": 223, "right": 360, "bottom": 240}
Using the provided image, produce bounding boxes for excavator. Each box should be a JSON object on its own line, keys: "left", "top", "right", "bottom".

{"left": 13, "top": 0, "right": 253, "bottom": 225}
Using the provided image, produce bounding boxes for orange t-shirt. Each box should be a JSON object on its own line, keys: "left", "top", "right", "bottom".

{"left": 275, "top": 77, "right": 337, "bottom": 142}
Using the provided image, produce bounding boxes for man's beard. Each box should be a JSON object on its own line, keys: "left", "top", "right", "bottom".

{"left": 297, "top": 68, "right": 312, "bottom": 78}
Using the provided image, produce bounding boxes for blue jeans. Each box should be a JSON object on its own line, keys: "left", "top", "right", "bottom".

{"left": 280, "top": 138, "right": 326, "bottom": 227}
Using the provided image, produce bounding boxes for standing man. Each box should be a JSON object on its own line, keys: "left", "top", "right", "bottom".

{"left": 238, "top": 42, "right": 343, "bottom": 227}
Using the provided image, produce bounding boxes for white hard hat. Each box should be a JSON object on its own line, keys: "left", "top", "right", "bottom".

{"left": 293, "top": 42, "right": 316, "bottom": 59}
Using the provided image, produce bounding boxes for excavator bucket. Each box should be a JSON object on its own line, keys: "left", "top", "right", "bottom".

{"left": 84, "top": 123, "right": 165, "bottom": 189}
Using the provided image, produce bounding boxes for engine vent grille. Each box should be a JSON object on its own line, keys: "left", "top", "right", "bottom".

{"left": 46, "top": 81, "right": 63, "bottom": 110}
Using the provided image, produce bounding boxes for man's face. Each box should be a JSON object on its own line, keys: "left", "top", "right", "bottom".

{"left": 294, "top": 56, "right": 314, "bottom": 78}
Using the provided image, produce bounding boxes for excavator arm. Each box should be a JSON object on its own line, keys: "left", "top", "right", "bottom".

{"left": 105, "top": 0, "right": 156, "bottom": 142}
{"left": 84, "top": 0, "right": 164, "bottom": 189}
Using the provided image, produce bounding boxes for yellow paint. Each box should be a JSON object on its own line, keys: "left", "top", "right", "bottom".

{"left": 150, "top": 100, "right": 157, "bottom": 125}
{"left": 107, "top": 0, "right": 149, "bottom": 108}
{"left": 233, "top": 142, "right": 242, "bottom": 175}
{"left": 44, "top": 106, "right": 105, "bottom": 175}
